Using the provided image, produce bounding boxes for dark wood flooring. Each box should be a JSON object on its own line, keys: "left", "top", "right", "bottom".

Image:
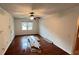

{"left": 5, "top": 35, "right": 69, "bottom": 55}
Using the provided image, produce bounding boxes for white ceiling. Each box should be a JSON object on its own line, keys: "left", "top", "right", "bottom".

{"left": 0, "top": 3, "right": 79, "bottom": 18}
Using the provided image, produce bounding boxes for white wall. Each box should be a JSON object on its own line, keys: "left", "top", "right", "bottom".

{"left": 14, "top": 18, "right": 39, "bottom": 35}
{"left": 0, "top": 7, "right": 15, "bottom": 55}
{"left": 39, "top": 7, "right": 79, "bottom": 54}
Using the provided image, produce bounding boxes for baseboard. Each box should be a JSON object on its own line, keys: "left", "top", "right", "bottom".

{"left": 39, "top": 34, "right": 71, "bottom": 55}
{"left": 52, "top": 42, "right": 70, "bottom": 55}
{"left": 39, "top": 34, "right": 53, "bottom": 43}
{"left": 15, "top": 34, "right": 39, "bottom": 36}
{"left": 3, "top": 35, "right": 15, "bottom": 55}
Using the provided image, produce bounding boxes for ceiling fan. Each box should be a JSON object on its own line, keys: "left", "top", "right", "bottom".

{"left": 29, "top": 11, "right": 41, "bottom": 20}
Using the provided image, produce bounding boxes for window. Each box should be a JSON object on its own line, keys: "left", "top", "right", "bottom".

{"left": 28, "top": 22, "right": 33, "bottom": 30}
{"left": 21, "top": 22, "right": 33, "bottom": 30}
{"left": 22, "top": 22, "right": 28, "bottom": 30}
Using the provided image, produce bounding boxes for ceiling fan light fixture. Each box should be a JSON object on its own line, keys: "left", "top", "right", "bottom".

{"left": 30, "top": 16, "right": 34, "bottom": 20}
{"left": 30, "top": 12, "right": 34, "bottom": 20}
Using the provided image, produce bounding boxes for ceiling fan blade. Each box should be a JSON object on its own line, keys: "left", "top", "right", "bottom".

{"left": 34, "top": 17, "right": 41, "bottom": 20}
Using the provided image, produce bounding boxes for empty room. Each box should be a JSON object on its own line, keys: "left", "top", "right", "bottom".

{"left": 0, "top": 3, "right": 79, "bottom": 55}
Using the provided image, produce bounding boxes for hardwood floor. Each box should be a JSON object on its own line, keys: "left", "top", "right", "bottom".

{"left": 5, "top": 35, "right": 69, "bottom": 55}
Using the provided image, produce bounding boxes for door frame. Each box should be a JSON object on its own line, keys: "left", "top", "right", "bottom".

{"left": 73, "top": 16, "right": 79, "bottom": 54}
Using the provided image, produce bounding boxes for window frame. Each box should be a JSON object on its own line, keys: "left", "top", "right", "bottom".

{"left": 21, "top": 21, "right": 33, "bottom": 31}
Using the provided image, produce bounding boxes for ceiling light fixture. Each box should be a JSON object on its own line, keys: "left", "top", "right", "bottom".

{"left": 30, "top": 12, "right": 34, "bottom": 20}
{"left": 29, "top": 11, "right": 41, "bottom": 20}
{"left": 30, "top": 14, "right": 34, "bottom": 20}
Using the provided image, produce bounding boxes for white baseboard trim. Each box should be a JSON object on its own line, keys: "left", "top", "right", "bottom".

{"left": 2, "top": 35, "right": 15, "bottom": 55}
{"left": 53, "top": 42, "right": 71, "bottom": 55}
